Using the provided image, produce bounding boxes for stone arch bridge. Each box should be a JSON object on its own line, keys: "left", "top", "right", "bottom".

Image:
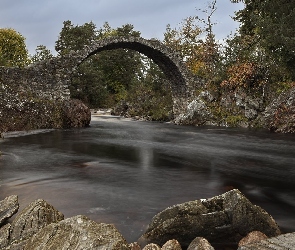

{"left": 0, "top": 36, "right": 199, "bottom": 120}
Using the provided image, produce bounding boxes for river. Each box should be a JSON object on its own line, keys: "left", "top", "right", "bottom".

{"left": 1, "top": 115, "right": 295, "bottom": 243}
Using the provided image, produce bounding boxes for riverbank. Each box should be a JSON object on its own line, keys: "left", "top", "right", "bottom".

{"left": 1, "top": 190, "right": 294, "bottom": 249}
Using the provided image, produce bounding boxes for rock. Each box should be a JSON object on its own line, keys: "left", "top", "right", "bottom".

{"left": 238, "top": 231, "right": 268, "bottom": 247}
{"left": 244, "top": 106, "right": 258, "bottom": 120}
{"left": 9, "top": 199, "right": 64, "bottom": 246}
{"left": 0, "top": 224, "right": 11, "bottom": 249}
{"left": 175, "top": 97, "right": 212, "bottom": 125}
{"left": 187, "top": 237, "right": 214, "bottom": 250}
{"left": 129, "top": 242, "right": 142, "bottom": 250}
{"left": 24, "top": 215, "right": 129, "bottom": 250}
{"left": 0, "top": 195, "right": 19, "bottom": 226}
{"left": 199, "top": 91, "right": 214, "bottom": 103}
{"left": 162, "top": 239, "right": 182, "bottom": 250}
{"left": 142, "top": 243, "right": 161, "bottom": 250}
{"left": 264, "top": 86, "right": 295, "bottom": 133}
{"left": 237, "top": 232, "right": 295, "bottom": 250}
{"left": 61, "top": 99, "right": 91, "bottom": 128}
{"left": 138, "top": 189, "right": 280, "bottom": 248}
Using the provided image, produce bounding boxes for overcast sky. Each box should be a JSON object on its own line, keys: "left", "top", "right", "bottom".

{"left": 0, "top": 0, "right": 244, "bottom": 55}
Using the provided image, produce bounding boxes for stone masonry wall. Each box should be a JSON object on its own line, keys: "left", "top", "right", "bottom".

{"left": 0, "top": 36, "right": 200, "bottom": 132}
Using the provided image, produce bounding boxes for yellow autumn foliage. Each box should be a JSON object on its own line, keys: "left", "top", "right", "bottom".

{"left": 0, "top": 28, "right": 30, "bottom": 67}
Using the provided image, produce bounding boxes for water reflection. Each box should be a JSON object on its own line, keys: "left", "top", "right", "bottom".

{"left": 0, "top": 117, "right": 295, "bottom": 243}
{"left": 139, "top": 147, "right": 154, "bottom": 170}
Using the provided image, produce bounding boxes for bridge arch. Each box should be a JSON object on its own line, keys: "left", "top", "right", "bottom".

{"left": 68, "top": 36, "right": 195, "bottom": 99}
{"left": 0, "top": 36, "right": 198, "bottom": 121}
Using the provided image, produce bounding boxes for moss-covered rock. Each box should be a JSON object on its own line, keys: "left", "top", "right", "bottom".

{"left": 0, "top": 85, "right": 90, "bottom": 133}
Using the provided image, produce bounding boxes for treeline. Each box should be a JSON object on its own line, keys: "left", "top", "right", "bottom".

{"left": 1, "top": 0, "right": 294, "bottom": 124}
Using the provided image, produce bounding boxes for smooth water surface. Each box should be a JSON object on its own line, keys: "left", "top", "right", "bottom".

{"left": 1, "top": 116, "right": 295, "bottom": 242}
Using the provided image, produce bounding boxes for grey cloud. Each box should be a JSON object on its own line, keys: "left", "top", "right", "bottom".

{"left": 0, "top": 0, "right": 243, "bottom": 54}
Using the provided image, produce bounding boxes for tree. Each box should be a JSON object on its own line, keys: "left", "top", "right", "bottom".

{"left": 56, "top": 21, "right": 144, "bottom": 108}
{"left": 55, "top": 20, "right": 97, "bottom": 56}
{"left": 31, "top": 45, "right": 53, "bottom": 63}
{"left": 163, "top": 0, "right": 221, "bottom": 83}
{"left": 231, "top": 0, "right": 295, "bottom": 80}
{"left": 0, "top": 28, "right": 30, "bottom": 67}
{"left": 55, "top": 20, "right": 104, "bottom": 107}
{"left": 222, "top": 33, "right": 269, "bottom": 91}
{"left": 95, "top": 23, "right": 143, "bottom": 100}
{"left": 128, "top": 57, "right": 173, "bottom": 121}
{"left": 163, "top": 17, "right": 203, "bottom": 75}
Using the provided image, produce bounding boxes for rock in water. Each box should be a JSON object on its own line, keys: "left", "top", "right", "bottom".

{"left": 0, "top": 195, "right": 19, "bottom": 226}
{"left": 187, "top": 237, "right": 214, "bottom": 250}
{"left": 24, "top": 215, "right": 129, "bottom": 250}
{"left": 142, "top": 243, "right": 161, "bottom": 250}
{"left": 162, "top": 239, "right": 182, "bottom": 250}
{"left": 139, "top": 189, "right": 280, "bottom": 248}
{"left": 237, "top": 232, "right": 295, "bottom": 250}
{"left": 238, "top": 231, "right": 268, "bottom": 247}
{"left": 8, "top": 199, "right": 64, "bottom": 248}
{"left": 61, "top": 99, "right": 91, "bottom": 128}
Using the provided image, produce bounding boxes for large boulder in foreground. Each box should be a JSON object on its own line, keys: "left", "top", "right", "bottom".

{"left": 0, "top": 195, "right": 19, "bottom": 226}
{"left": 1, "top": 199, "right": 64, "bottom": 249}
{"left": 264, "top": 86, "right": 295, "bottom": 133}
{"left": 24, "top": 215, "right": 129, "bottom": 250}
{"left": 139, "top": 189, "right": 280, "bottom": 248}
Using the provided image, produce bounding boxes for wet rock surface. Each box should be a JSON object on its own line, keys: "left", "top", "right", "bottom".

{"left": 0, "top": 199, "right": 64, "bottom": 249}
{"left": 0, "top": 224, "right": 11, "bottom": 249}
{"left": 25, "top": 215, "right": 129, "bottom": 250}
{"left": 187, "top": 237, "right": 214, "bottom": 250}
{"left": 0, "top": 195, "right": 19, "bottom": 226}
{"left": 9, "top": 199, "right": 64, "bottom": 243}
{"left": 138, "top": 189, "right": 280, "bottom": 248}
{"left": 0, "top": 190, "right": 294, "bottom": 249}
{"left": 238, "top": 232, "right": 295, "bottom": 250}
{"left": 161, "top": 239, "right": 182, "bottom": 250}
{"left": 142, "top": 243, "right": 161, "bottom": 250}
{"left": 238, "top": 231, "right": 268, "bottom": 247}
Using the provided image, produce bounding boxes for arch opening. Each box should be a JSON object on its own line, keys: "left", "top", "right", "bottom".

{"left": 66, "top": 36, "right": 192, "bottom": 119}
{"left": 71, "top": 42, "right": 175, "bottom": 120}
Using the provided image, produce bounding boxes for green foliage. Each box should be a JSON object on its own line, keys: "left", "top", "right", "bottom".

{"left": 207, "top": 102, "right": 248, "bottom": 127}
{"left": 163, "top": 0, "right": 221, "bottom": 84}
{"left": 231, "top": 0, "right": 295, "bottom": 80}
{"left": 55, "top": 20, "right": 97, "bottom": 56}
{"left": 124, "top": 58, "right": 173, "bottom": 121}
{"left": 65, "top": 22, "right": 144, "bottom": 108}
{"left": 163, "top": 17, "right": 204, "bottom": 75}
{"left": 31, "top": 45, "right": 54, "bottom": 63}
{"left": 0, "top": 28, "right": 30, "bottom": 67}
{"left": 222, "top": 0, "right": 295, "bottom": 109}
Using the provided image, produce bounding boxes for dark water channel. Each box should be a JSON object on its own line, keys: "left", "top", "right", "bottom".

{"left": 1, "top": 116, "right": 295, "bottom": 243}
